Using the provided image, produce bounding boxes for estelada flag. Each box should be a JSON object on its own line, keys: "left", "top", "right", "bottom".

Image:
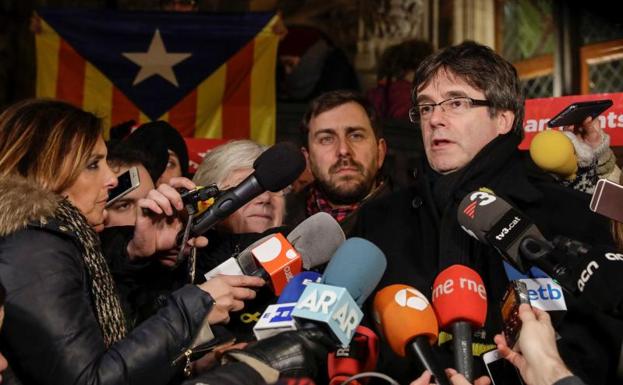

{"left": 35, "top": 9, "right": 279, "bottom": 145}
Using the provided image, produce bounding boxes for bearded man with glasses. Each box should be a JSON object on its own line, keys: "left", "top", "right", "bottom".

{"left": 352, "top": 41, "right": 620, "bottom": 385}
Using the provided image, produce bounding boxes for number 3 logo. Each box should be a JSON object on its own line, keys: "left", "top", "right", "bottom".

{"left": 470, "top": 191, "right": 496, "bottom": 206}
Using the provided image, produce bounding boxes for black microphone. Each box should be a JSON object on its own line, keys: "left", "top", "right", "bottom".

{"left": 521, "top": 235, "right": 623, "bottom": 317}
{"left": 457, "top": 190, "right": 545, "bottom": 274}
{"left": 189, "top": 142, "right": 305, "bottom": 237}
{"left": 458, "top": 190, "right": 623, "bottom": 317}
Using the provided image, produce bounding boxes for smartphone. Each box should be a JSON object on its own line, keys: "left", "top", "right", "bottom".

{"left": 547, "top": 99, "right": 613, "bottom": 128}
{"left": 106, "top": 166, "right": 140, "bottom": 207}
{"left": 483, "top": 349, "right": 525, "bottom": 385}
{"left": 590, "top": 178, "right": 623, "bottom": 223}
{"left": 500, "top": 280, "right": 531, "bottom": 349}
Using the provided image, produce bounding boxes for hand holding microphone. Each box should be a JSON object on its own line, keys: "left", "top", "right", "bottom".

{"left": 128, "top": 176, "right": 209, "bottom": 260}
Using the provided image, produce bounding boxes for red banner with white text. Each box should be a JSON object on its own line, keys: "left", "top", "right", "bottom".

{"left": 520, "top": 92, "right": 623, "bottom": 149}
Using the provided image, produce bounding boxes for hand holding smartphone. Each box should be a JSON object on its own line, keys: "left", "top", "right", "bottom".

{"left": 547, "top": 99, "right": 612, "bottom": 128}
{"left": 106, "top": 166, "right": 141, "bottom": 208}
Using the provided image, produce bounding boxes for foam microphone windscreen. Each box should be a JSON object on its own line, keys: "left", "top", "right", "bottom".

{"left": 431, "top": 265, "right": 487, "bottom": 329}
{"left": 253, "top": 142, "right": 306, "bottom": 192}
{"left": 373, "top": 284, "right": 438, "bottom": 357}
{"left": 457, "top": 190, "right": 544, "bottom": 273}
{"left": 287, "top": 212, "right": 345, "bottom": 269}
{"left": 321, "top": 237, "right": 387, "bottom": 306}
{"left": 529, "top": 130, "right": 578, "bottom": 180}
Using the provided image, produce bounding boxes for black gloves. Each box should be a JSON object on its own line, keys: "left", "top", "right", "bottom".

{"left": 224, "top": 326, "right": 335, "bottom": 379}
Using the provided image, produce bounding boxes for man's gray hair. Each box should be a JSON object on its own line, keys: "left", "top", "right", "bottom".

{"left": 193, "top": 139, "right": 267, "bottom": 188}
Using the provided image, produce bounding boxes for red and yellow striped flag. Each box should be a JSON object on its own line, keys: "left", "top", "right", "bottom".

{"left": 36, "top": 9, "right": 279, "bottom": 145}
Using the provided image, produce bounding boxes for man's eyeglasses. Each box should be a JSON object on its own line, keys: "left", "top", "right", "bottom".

{"left": 409, "top": 97, "right": 491, "bottom": 123}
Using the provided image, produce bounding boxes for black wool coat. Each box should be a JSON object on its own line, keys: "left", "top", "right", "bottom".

{"left": 353, "top": 145, "right": 622, "bottom": 385}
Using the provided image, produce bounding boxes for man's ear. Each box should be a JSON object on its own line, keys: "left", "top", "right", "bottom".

{"left": 496, "top": 110, "right": 515, "bottom": 135}
{"left": 377, "top": 138, "right": 387, "bottom": 169}
{"left": 301, "top": 146, "right": 312, "bottom": 170}
{"left": 301, "top": 146, "right": 309, "bottom": 162}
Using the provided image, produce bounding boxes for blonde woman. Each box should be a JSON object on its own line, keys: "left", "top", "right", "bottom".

{"left": 0, "top": 99, "right": 263, "bottom": 384}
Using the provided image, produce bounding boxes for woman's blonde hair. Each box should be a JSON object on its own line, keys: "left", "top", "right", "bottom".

{"left": 0, "top": 99, "right": 102, "bottom": 193}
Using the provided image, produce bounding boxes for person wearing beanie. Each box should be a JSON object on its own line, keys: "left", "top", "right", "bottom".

{"left": 125, "top": 120, "right": 190, "bottom": 185}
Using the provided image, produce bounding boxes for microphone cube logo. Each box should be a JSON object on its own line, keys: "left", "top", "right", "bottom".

{"left": 252, "top": 233, "right": 302, "bottom": 295}
{"left": 293, "top": 282, "right": 363, "bottom": 347}
{"left": 269, "top": 304, "right": 295, "bottom": 322}
{"left": 253, "top": 303, "right": 299, "bottom": 340}
{"left": 519, "top": 278, "right": 566, "bottom": 311}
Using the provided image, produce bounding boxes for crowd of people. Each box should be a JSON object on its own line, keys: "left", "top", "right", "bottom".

{"left": 0, "top": 36, "right": 621, "bottom": 385}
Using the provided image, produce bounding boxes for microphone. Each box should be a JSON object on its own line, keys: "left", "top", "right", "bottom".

{"left": 457, "top": 189, "right": 544, "bottom": 274}
{"left": 528, "top": 236, "right": 623, "bottom": 317}
{"left": 204, "top": 212, "right": 344, "bottom": 291}
{"left": 286, "top": 212, "right": 346, "bottom": 268}
{"left": 253, "top": 271, "right": 322, "bottom": 340}
{"left": 321, "top": 237, "right": 387, "bottom": 307}
{"left": 431, "top": 265, "right": 487, "bottom": 382}
{"left": 203, "top": 233, "right": 274, "bottom": 279}
{"left": 204, "top": 232, "right": 302, "bottom": 295}
{"left": 327, "top": 325, "right": 379, "bottom": 385}
{"left": 373, "top": 284, "right": 450, "bottom": 385}
{"left": 457, "top": 189, "right": 623, "bottom": 315}
{"left": 236, "top": 212, "right": 346, "bottom": 277}
{"left": 292, "top": 238, "right": 387, "bottom": 346}
{"left": 189, "top": 142, "right": 305, "bottom": 237}
{"left": 246, "top": 233, "right": 303, "bottom": 295}
{"left": 529, "top": 129, "right": 578, "bottom": 180}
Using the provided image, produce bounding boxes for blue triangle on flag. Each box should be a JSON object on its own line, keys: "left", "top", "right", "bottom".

{"left": 39, "top": 8, "right": 274, "bottom": 120}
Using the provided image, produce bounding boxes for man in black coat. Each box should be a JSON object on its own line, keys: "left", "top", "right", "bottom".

{"left": 353, "top": 41, "right": 622, "bottom": 385}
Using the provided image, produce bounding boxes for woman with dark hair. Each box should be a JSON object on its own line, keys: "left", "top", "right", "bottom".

{"left": 0, "top": 99, "right": 263, "bottom": 385}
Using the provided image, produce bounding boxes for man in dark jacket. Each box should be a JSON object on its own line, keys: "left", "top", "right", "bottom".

{"left": 353, "top": 41, "right": 622, "bottom": 385}
{"left": 286, "top": 90, "right": 389, "bottom": 235}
